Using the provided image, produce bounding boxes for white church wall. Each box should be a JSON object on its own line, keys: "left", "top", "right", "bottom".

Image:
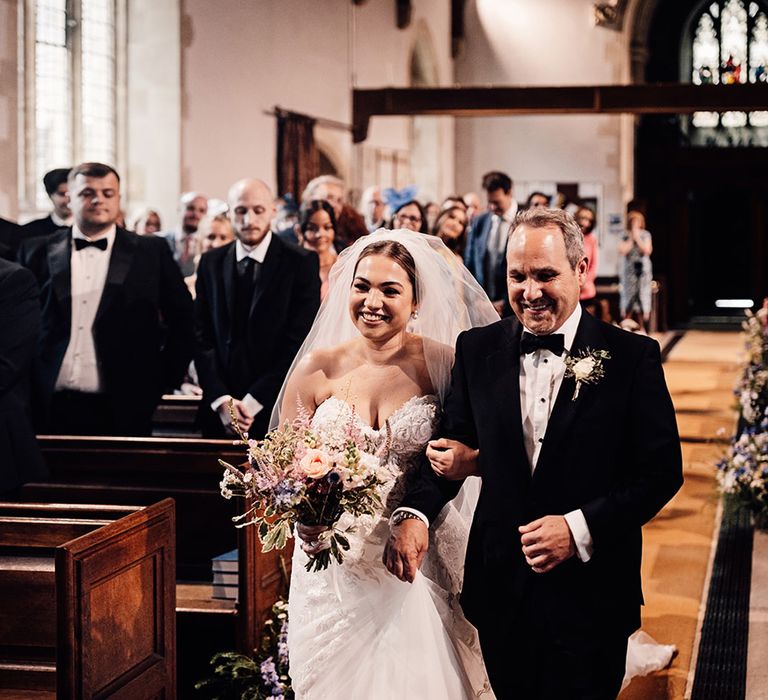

{"left": 125, "top": 0, "right": 182, "bottom": 230}
{"left": 180, "top": 0, "right": 455, "bottom": 206}
{"left": 455, "top": 0, "right": 634, "bottom": 275}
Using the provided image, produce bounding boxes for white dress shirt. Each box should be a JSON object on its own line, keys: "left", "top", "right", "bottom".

{"left": 520, "top": 303, "right": 593, "bottom": 562}
{"left": 51, "top": 211, "right": 73, "bottom": 228}
{"left": 211, "top": 233, "right": 273, "bottom": 422}
{"left": 487, "top": 201, "right": 518, "bottom": 258}
{"left": 395, "top": 303, "right": 594, "bottom": 564}
{"left": 54, "top": 225, "right": 116, "bottom": 393}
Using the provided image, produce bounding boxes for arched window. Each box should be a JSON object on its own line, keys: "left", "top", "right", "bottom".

{"left": 688, "top": 0, "right": 768, "bottom": 143}
{"left": 23, "top": 0, "right": 120, "bottom": 211}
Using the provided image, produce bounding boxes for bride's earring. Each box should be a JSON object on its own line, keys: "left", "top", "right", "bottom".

{"left": 411, "top": 309, "right": 419, "bottom": 320}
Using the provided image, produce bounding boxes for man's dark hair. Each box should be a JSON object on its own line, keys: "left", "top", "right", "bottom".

{"left": 43, "top": 168, "right": 72, "bottom": 196}
{"left": 68, "top": 162, "right": 121, "bottom": 185}
{"left": 481, "top": 171, "right": 512, "bottom": 194}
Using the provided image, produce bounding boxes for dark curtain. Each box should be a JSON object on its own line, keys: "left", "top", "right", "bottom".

{"left": 276, "top": 109, "right": 319, "bottom": 201}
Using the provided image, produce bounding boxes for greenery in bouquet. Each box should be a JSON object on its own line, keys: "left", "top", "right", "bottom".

{"left": 716, "top": 419, "right": 768, "bottom": 528}
{"left": 195, "top": 599, "right": 293, "bottom": 699}
{"left": 219, "top": 401, "right": 387, "bottom": 571}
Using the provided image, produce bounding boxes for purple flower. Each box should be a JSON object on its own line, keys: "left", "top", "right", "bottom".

{"left": 260, "top": 657, "right": 279, "bottom": 688}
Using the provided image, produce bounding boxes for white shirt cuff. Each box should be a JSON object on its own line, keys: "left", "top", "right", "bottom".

{"left": 564, "top": 509, "right": 593, "bottom": 563}
{"left": 211, "top": 394, "right": 233, "bottom": 412}
{"left": 242, "top": 393, "right": 263, "bottom": 417}
{"left": 390, "top": 507, "right": 430, "bottom": 529}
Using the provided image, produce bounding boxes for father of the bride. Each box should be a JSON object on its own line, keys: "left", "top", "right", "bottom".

{"left": 385, "top": 208, "right": 683, "bottom": 699}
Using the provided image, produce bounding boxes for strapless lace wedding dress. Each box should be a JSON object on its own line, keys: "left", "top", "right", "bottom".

{"left": 287, "top": 395, "right": 494, "bottom": 699}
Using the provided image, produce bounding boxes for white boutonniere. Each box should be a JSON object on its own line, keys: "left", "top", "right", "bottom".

{"left": 563, "top": 348, "right": 611, "bottom": 400}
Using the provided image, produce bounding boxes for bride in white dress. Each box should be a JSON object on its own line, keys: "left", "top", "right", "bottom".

{"left": 273, "top": 229, "right": 675, "bottom": 699}
{"left": 276, "top": 230, "right": 498, "bottom": 699}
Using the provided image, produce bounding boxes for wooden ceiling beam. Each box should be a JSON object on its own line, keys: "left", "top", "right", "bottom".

{"left": 352, "top": 83, "right": 768, "bottom": 142}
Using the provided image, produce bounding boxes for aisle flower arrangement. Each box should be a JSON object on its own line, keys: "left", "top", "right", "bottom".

{"left": 195, "top": 598, "right": 293, "bottom": 699}
{"left": 219, "top": 402, "right": 387, "bottom": 571}
{"left": 717, "top": 302, "right": 768, "bottom": 529}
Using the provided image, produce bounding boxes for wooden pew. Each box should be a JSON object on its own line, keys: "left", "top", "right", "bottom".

{"left": 151, "top": 394, "right": 202, "bottom": 438}
{"left": 21, "top": 436, "right": 289, "bottom": 657}
{"left": 0, "top": 499, "right": 175, "bottom": 698}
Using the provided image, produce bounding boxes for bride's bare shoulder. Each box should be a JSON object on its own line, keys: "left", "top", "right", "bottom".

{"left": 293, "top": 339, "right": 359, "bottom": 378}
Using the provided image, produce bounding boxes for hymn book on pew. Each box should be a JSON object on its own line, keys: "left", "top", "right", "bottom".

{"left": 212, "top": 548, "right": 238, "bottom": 601}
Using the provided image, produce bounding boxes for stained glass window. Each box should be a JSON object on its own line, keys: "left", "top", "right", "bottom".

{"left": 689, "top": 0, "right": 768, "bottom": 137}
{"left": 31, "top": 0, "right": 117, "bottom": 209}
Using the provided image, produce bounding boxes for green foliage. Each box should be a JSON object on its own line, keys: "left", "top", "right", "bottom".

{"left": 195, "top": 599, "right": 293, "bottom": 699}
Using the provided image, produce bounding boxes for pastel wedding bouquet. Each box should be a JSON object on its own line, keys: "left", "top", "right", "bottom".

{"left": 219, "top": 402, "right": 387, "bottom": 571}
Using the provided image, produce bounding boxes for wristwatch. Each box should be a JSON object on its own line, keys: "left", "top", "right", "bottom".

{"left": 391, "top": 510, "right": 424, "bottom": 527}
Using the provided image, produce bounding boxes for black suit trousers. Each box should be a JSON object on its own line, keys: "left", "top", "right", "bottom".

{"left": 480, "top": 583, "right": 628, "bottom": 699}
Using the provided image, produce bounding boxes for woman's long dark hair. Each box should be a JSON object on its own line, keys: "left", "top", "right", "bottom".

{"left": 299, "top": 199, "right": 337, "bottom": 236}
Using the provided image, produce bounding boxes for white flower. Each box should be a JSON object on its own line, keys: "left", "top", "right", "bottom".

{"left": 572, "top": 357, "right": 596, "bottom": 380}
{"left": 564, "top": 348, "right": 610, "bottom": 401}
{"left": 357, "top": 452, "right": 380, "bottom": 477}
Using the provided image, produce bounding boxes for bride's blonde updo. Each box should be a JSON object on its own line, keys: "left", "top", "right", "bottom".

{"left": 353, "top": 239, "right": 419, "bottom": 303}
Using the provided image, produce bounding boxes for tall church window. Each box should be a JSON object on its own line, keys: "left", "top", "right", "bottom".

{"left": 25, "top": 0, "right": 119, "bottom": 210}
{"left": 689, "top": 0, "right": 768, "bottom": 143}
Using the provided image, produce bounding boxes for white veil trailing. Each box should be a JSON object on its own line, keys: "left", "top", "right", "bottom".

{"left": 270, "top": 228, "right": 500, "bottom": 428}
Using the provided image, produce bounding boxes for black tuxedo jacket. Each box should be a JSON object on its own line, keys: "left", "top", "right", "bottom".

{"left": 21, "top": 215, "right": 61, "bottom": 240}
{"left": 0, "top": 259, "right": 47, "bottom": 492}
{"left": 17, "top": 227, "right": 194, "bottom": 434}
{"left": 403, "top": 311, "right": 683, "bottom": 638}
{"left": 193, "top": 236, "right": 320, "bottom": 437}
{"left": 0, "top": 217, "right": 22, "bottom": 261}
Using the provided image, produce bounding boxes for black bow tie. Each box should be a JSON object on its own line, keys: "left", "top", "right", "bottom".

{"left": 520, "top": 331, "right": 565, "bottom": 356}
{"left": 74, "top": 237, "right": 108, "bottom": 251}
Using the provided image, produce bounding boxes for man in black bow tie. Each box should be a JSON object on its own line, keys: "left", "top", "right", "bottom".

{"left": 18, "top": 162, "right": 194, "bottom": 435}
{"left": 387, "top": 207, "right": 682, "bottom": 698}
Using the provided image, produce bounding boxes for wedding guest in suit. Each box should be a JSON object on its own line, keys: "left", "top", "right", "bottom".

{"left": 576, "top": 205, "right": 599, "bottom": 316}
{"left": 129, "top": 207, "right": 162, "bottom": 235}
{"left": 464, "top": 171, "right": 518, "bottom": 313}
{"left": 0, "top": 216, "right": 21, "bottom": 260}
{"left": 17, "top": 162, "right": 194, "bottom": 436}
{"left": 390, "top": 200, "right": 429, "bottom": 234}
{"left": 194, "top": 178, "right": 320, "bottom": 439}
{"left": 360, "top": 186, "right": 387, "bottom": 232}
{"left": 159, "top": 191, "right": 209, "bottom": 276}
{"left": 21, "top": 168, "right": 72, "bottom": 239}
{"left": 295, "top": 199, "right": 338, "bottom": 301}
{"left": 387, "top": 207, "right": 682, "bottom": 699}
{"left": 302, "top": 175, "right": 367, "bottom": 250}
{"left": 0, "top": 259, "right": 47, "bottom": 496}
